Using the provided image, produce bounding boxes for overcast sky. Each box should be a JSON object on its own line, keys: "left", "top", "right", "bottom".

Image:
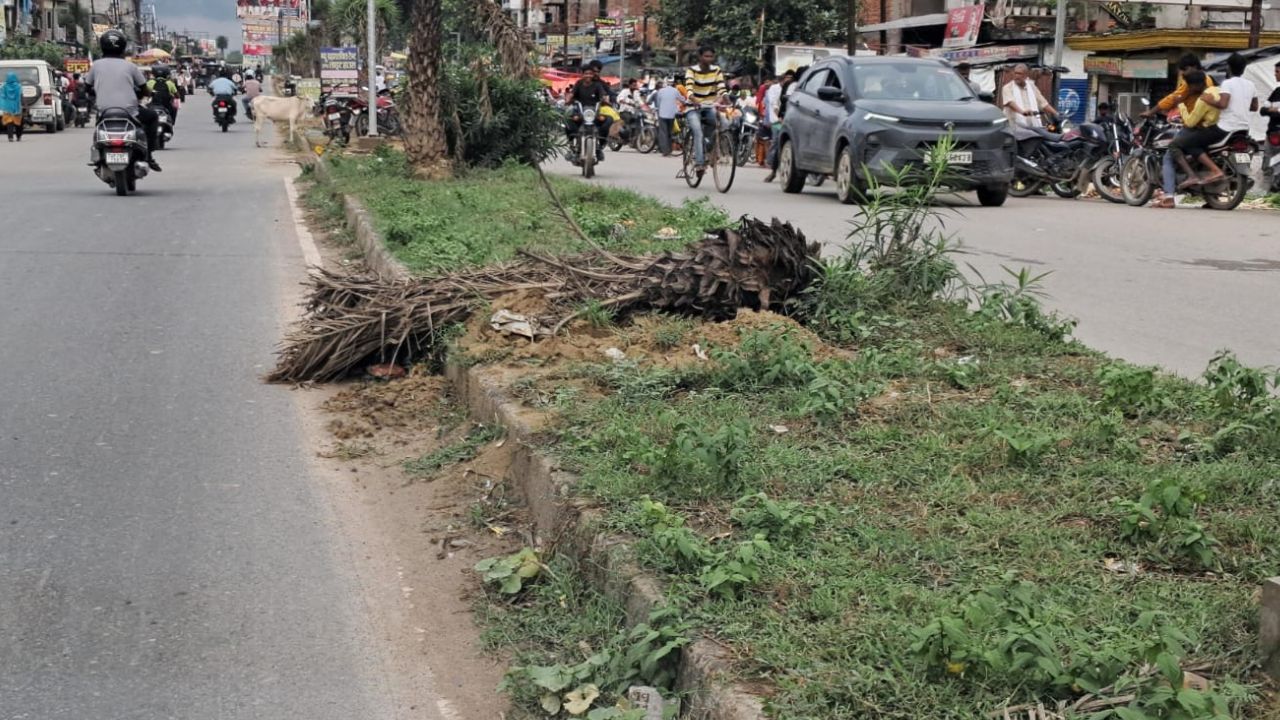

{"left": 153, "top": 0, "right": 243, "bottom": 49}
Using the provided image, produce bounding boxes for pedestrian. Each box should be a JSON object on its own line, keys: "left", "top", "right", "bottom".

{"left": 652, "top": 77, "right": 681, "bottom": 157}
{"left": 754, "top": 73, "right": 773, "bottom": 166}
{"left": 1214, "top": 52, "right": 1257, "bottom": 141}
{"left": 1259, "top": 61, "right": 1280, "bottom": 182}
{"left": 1001, "top": 64, "right": 1060, "bottom": 141}
{"left": 763, "top": 68, "right": 798, "bottom": 182}
{"left": 1, "top": 72, "right": 24, "bottom": 142}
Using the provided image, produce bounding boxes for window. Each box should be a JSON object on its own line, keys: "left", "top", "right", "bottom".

{"left": 853, "top": 62, "right": 971, "bottom": 101}
{"left": 801, "top": 69, "right": 830, "bottom": 95}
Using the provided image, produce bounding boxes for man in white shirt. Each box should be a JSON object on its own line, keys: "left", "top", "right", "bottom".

{"left": 1215, "top": 52, "right": 1258, "bottom": 138}
{"left": 762, "top": 69, "right": 793, "bottom": 182}
{"left": 1000, "top": 64, "right": 1059, "bottom": 140}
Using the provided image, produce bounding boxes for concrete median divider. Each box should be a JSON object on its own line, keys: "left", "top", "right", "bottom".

{"left": 296, "top": 141, "right": 767, "bottom": 718}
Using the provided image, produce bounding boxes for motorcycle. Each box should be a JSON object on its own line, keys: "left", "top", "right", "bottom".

{"left": 568, "top": 102, "right": 601, "bottom": 179}
{"left": 608, "top": 105, "right": 657, "bottom": 154}
{"left": 1119, "top": 109, "right": 1256, "bottom": 211}
{"left": 73, "top": 97, "right": 90, "bottom": 128}
{"left": 153, "top": 103, "right": 174, "bottom": 150}
{"left": 320, "top": 93, "right": 354, "bottom": 144}
{"left": 735, "top": 104, "right": 759, "bottom": 167}
{"left": 1091, "top": 112, "right": 1135, "bottom": 204}
{"left": 212, "top": 96, "right": 235, "bottom": 132}
{"left": 1008, "top": 116, "right": 1111, "bottom": 198}
{"left": 90, "top": 108, "right": 150, "bottom": 197}
{"left": 352, "top": 89, "right": 403, "bottom": 137}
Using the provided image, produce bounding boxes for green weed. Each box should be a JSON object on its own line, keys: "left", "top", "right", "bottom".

{"left": 403, "top": 423, "right": 502, "bottom": 478}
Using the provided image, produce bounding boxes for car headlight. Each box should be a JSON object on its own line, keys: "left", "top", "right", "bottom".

{"left": 583, "top": 109, "right": 596, "bottom": 123}
{"left": 863, "top": 112, "right": 900, "bottom": 124}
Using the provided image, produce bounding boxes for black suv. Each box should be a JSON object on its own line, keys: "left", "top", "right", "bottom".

{"left": 777, "top": 56, "right": 1015, "bottom": 206}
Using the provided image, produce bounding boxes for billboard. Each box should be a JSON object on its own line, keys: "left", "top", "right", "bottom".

{"left": 320, "top": 46, "right": 359, "bottom": 94}
{"left": 237, "top": 0, "right": 307, "bottom": 20}
{"left": 243, "top": 42, "right": 272, "bottom": 56}
{"left": 942, "top": 5, "right": 984, "bottom": 49}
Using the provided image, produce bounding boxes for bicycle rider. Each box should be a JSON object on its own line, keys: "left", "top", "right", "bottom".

{"left": 683, "top": 45, "right": 727, "bottom": 173}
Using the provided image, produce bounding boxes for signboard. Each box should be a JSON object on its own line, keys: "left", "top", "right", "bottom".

{"left": 593, "top": 17, "right": 638, "bottom": 39}
{"left": 236, "top": 0, "right": 307, "bottom": 20}
{"left": 1083, "top": 56, "right": 1167, "bottom": 78}
{"left": 295, "top": 77, "right": 322, "bottom": 101}
{"left": 320, "top": 46, "right": 358, "bottom": 80}
{"left": 774, "top": 44, "right": 848, "bottom": 74}
{"left": 943, "top": 5, "right": 984, "bottom": 49}
{"left": 64, "top": 57, "right": 92, "bottom": 74}
{"left": 936, "top": 43, "right": 1037, "bottom": 64}
{"left": 1058, "top": 78, "right": 1089, "bottom": 124}
{"left": 242, "top": 42, "right": 271, "bottom": 56}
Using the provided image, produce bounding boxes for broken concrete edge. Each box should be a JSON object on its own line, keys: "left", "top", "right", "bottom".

{"left": 445, "top": 360, "right": 768, "bottom": 720}
{"left": 1263, "top": 577, "right": 1280, "bottom": 682}
{"left": 291, "top": 127, "right": 411, "bottom": 282}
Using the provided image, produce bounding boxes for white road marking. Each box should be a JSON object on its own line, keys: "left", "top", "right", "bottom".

{"left": 284, "top": 176, "right": 323, "bottom": 270}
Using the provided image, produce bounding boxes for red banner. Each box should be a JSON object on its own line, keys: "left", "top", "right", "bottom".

{"left": 242, "top": 42, "right": 271, "bottom": 56}
{"left": 943, "top": 5, "right": 984, "bottom": 49}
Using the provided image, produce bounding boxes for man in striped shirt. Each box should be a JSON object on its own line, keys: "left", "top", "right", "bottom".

{"left": 683, "top": 46, "right": 727, "bottom": 171}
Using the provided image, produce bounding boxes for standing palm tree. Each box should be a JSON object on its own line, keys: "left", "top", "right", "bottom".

{"left": 215, "top": 35, "right": 229, "bottom": 58}
{"left": 402, "top": 0, "right": 450, "bottom": 178}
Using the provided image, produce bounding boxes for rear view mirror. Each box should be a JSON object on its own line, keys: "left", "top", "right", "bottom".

{"left": 817, "top": 86, "right": 846, "bottom": 103}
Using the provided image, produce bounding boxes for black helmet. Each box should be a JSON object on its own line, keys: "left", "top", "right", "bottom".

{"left": 154, "top": 64, "right": 171, "bottom": 78}
{"left": 99, "top": 29, "right": 128, "bottom": 58}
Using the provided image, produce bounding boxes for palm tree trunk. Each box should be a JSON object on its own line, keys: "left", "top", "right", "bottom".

{"left": 403, "top": 0, "right": 451, "bottom": 178}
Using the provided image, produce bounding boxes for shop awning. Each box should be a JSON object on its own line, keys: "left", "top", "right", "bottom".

{"left": 1067, "top": 28, "right": 1280, "bottom": 51}
{"left": 859, "top": 13, "right": 949, "bottom": 33}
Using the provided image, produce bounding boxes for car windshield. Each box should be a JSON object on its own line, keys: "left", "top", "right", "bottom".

{"left": 854, "top": 62, "right": 973, "bottom": 101}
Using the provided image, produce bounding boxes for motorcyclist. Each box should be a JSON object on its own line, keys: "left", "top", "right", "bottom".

{"left": 616, "top": 78, "right": 643, "bottom": 142}
{"left": 564, "top": 60, "right": 611, "bottom": 162}
{"left": 146, "top": 64, "right": 180, "bottom": 122}
{"left": 83, "top": 29, "right": 162, "bottom": 172}
{"left": 242, "top": 74, "right": 262, "bottom": 120}
{"left": 208, "top": 69, "right": 239, "bottom": 122}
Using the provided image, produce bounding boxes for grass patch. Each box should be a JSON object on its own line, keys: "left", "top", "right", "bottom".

{"left": 318, "top": 148, "right": 726, "bottom": 275}
{"left": 403, "top": 423, "right": 502, "bottom": 478}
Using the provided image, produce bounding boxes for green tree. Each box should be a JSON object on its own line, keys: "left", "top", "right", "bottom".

{"left": 0, "top": 36, "right": 66, "bottom": 65}
{"left": 215, "top": 34, "right": 229, "bottom": 58}
{"left": 659, "top": 0, "right": 853, "bottom": 70}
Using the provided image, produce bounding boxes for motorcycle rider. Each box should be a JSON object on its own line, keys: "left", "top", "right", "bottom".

{"left": 208, "top": 69, "right": 239, "bottom": 122}
{"left": 683, "top": 45, "right": 728, "bottom": 172}
{"left": 1155, "top": 70, "right": 1225, "bottom": 207}
{"left": 1148, "top": 53, "right": 1215, "bottom": 119}
{"left": 616, "top": 77, "right": 643, "bottom": 143}
{"left": 146, "top": 64, "right": 180, "bottom": 122}
{"left": 1000, "top": 64, "right": 1060, "bottom": 144}
{"left": 242, "top": 74, "right": 262, "bottom": 120}
{"left": 564, "top": 60, "right": 611, "bottom": 163}
{"left": 83, "top": 30, "right": 162, "bottom": 172}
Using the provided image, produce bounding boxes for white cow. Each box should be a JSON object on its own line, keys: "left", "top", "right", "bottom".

{"left": 251, "top": 95, "right": 315, "bottom": 147}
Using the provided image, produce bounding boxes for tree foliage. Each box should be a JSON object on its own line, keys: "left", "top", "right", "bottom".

{"left": 0, "top": 36, "right": 66, "bottom": 65}
{"left": 658, "top": 0, "right": 852, "bottom": 70}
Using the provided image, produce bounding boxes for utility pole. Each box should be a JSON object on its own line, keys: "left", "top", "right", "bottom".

{"left": 1052, "top": 0, "right": 1066, "bottom": 68}
{"left": 1249, "top": 0, "right": 1262, "bottom": 48}
{"left": 365, "top": 0, "right": 377, "bottom": 136}
{"left": 846, "top": 0, "right": 857, "bottom": 54}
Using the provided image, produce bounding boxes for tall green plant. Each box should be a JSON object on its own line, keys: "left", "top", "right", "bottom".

{"left": 439, "top": 53, "right": 562, "bottom": 167}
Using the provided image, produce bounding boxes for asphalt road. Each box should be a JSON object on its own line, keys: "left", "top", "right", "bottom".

{"left": 0, "top": 119, "right": 398, "bottom": 717}
{"left": 550, "top": 150, "right": 1280, "bottom": 377}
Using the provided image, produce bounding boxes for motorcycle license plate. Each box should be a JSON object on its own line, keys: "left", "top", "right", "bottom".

{"left": 105, "top": 152, "right": 129, "bottom": 165}
{"left": 1233, "top": 152, "right": 1252, "bottom": 165}
{"left": 217, "top": 107, "right": 228, "bottom": 114}
{"left": 328, "top": 113, "right": 341, "bottom": 120}
{"left": 947, "top": 151, "right": 973, "bottom": 165}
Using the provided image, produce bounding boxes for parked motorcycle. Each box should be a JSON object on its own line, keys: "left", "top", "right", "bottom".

{"left": 568, "top": 102, "right": 600, "bottom": 179}
{"left": 320, "top": 93, "right": 354, "bottom": 144}
{"left": 90, "top": 108, "right": 150, "bottom": 197}
{"left": 1092, "top": 112, "right": 1135, "bottom": 204}
{"left": 1119, "top": 110, "right": 1255, "bottom": 211}
{"left": 609, "top": 106, "right": 657, "bottom": 154}
{"left": 1008, "top": 116, "right": 1110, "bottom": 198}
{"left": 212, "top": 96, "right": 235, "bottom": 132}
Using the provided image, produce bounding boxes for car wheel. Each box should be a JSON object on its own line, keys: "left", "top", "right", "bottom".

{"left": 835, "top": 146, "right": 865, "bottom": 204}
{"left": 779, "top": 140, "right": 805, "bottom": 194}
{"left": 976, "top": 184, "right": 1008, "bottom": 207}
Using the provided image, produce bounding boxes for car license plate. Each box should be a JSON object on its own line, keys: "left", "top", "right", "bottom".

{"left": 1233, "top": 152, "right": 1252, "bottom": 164}
{"left": 947, "top": 151, "right": 973, "bottom": 165}
{"left": 105, "top": 152, "right": 129, "bottom": 165}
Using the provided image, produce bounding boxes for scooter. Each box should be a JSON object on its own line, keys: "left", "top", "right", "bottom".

{"left": 212, "top": 96, "right": 235, "bottom": 132}
{"left": 73, "top": 98, "right": 91, "bottom": 128}
{"left": 153, "top": 103, "right": 174, "bottom": 149}
{"left": 90, "top": 107, "right": 150, "bottom": 197}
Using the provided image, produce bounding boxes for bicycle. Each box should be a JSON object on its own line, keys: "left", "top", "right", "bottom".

{"left": 677, "top": 105, "right": 737, "bottom": 193}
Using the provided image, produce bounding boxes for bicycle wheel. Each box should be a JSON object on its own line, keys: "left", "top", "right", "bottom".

{"left": 682, "top": 132, "right": 702, "bottom": 188}
{"left": 713, "top": 130, "right": 737, "bottom": 193}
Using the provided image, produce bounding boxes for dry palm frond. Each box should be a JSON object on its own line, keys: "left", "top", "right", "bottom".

{"left": 474, "top": 0, "right": 536, "bottom": 78}
{"left": 268, "top": 217, "right": 820, "bottom": 383}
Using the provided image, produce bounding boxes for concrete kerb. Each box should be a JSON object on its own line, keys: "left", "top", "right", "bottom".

{"left": 299, "top": 139, "right": 765, "bottom": 717}
{"left": 446, "top": 361, "right": 767, "bottom": 719}
{"left": 1263, "top": 577, "right": 1280, "bottom": 682}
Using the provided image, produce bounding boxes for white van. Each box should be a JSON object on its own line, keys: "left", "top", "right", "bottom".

{"left": 0, "top": 59, "right": 65, "bottom": 133}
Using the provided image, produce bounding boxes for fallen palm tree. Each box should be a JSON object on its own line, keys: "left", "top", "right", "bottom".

{"left": 267, "top": 216, "right": 820, "bottom": 383}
